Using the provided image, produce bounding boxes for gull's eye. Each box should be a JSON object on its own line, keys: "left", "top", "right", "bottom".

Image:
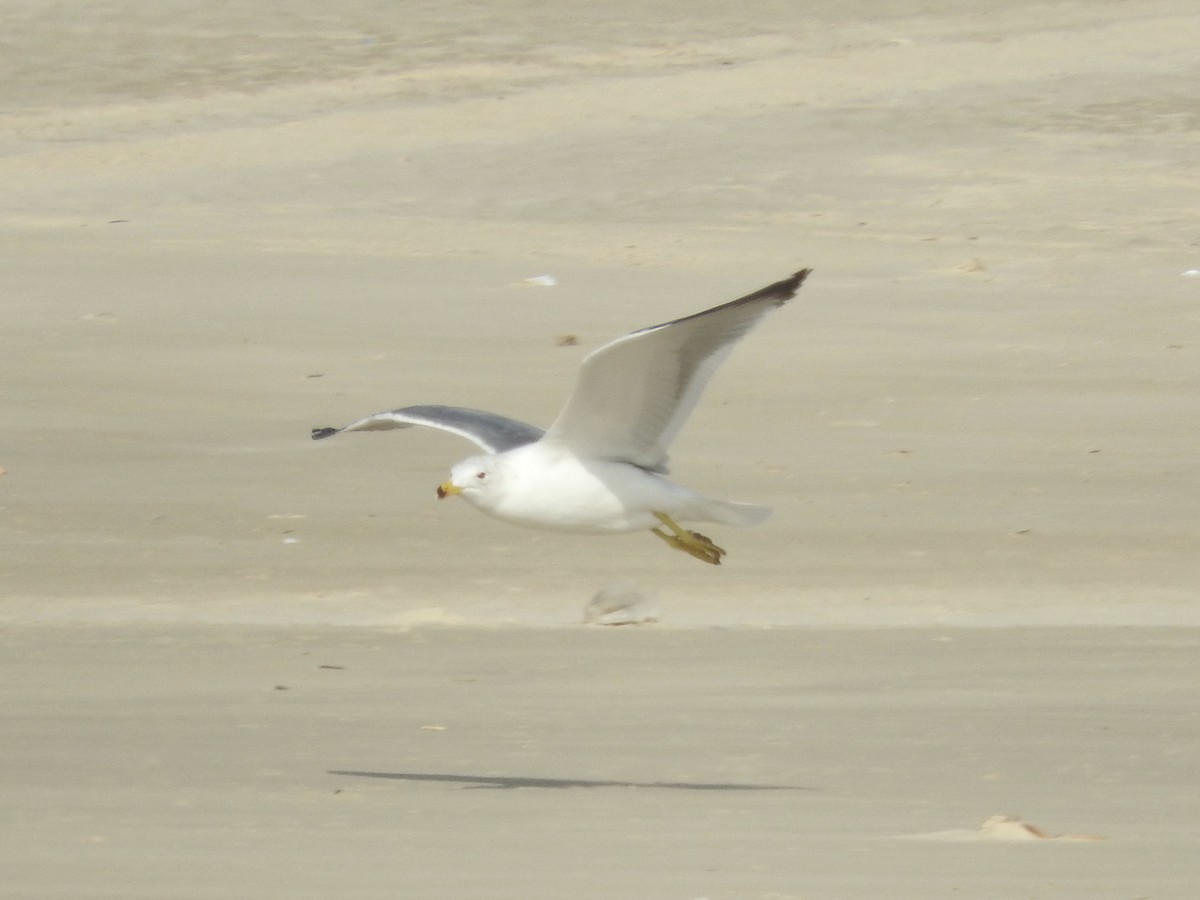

{"left": 476, "top": 472, "right": 487, "bottom": 480}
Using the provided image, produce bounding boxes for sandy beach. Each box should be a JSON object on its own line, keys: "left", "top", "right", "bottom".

{"left": 2, "top": 1, "right": 1198, "bottom": 896}
{"left": 5, "top": 625, "right": 1198, "bottom": 898}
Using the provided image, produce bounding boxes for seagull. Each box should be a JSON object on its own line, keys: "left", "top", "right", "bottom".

{"left": 313, "top": 269, "right": 810, "bottom": 564}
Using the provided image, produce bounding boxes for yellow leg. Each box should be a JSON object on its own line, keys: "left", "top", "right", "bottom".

{"left": 650, "top": 511, "right": 727, "bottom": 565}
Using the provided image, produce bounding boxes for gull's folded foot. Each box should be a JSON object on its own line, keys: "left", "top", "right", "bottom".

{"left": 651, "top": 512, "right": 727, "bottom": 565}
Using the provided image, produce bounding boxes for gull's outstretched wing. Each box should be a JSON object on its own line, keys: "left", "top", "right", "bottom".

{"left": 312, "top": 404, "right": 544, "bottom": 455}
{"left": 543, "top": 269, "right": 810, "bottom": 472}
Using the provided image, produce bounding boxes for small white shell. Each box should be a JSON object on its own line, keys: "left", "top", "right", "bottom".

{"left": 515, "top": 274, "right": 558, "bottom": 287}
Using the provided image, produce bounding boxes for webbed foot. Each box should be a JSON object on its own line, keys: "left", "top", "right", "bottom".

{"left": 650, "top": 512, "right": 726, "bottom": 565}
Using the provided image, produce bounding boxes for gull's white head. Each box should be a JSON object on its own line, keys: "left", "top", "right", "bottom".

{"left": 437, "top": 455, "right": 503, "bottom": 507}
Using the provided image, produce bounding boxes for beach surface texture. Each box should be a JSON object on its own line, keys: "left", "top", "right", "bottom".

{"left": 3, "top": 2, "right": 1197, "bottom": 896}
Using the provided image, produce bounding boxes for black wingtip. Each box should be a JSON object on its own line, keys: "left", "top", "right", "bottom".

{"left": 778, "top": 267, "right": 812, "bottom": 303}
{"left": 311, "top": 427, "right": 339, "bottom": 440}
{"left": 645, "top": 266, "right": 814, "bottom": 332}
{"left": 743, "top": 267, "right": 812, "bottom": 309}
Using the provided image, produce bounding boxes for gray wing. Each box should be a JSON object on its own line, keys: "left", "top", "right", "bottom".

{"left": 543, "top": 269, "right": 810, "bottom": 472}
{"left": 311, "top": 404, "right": 544, "bottom": 454}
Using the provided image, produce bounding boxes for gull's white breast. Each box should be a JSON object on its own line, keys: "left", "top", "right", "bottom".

{"left": 475, "top": 443, "right": 688, "bottom": 534}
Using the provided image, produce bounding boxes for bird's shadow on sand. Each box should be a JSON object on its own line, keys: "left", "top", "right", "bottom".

{"left": 329, "top": 770, "right": 813, "bottom": 791}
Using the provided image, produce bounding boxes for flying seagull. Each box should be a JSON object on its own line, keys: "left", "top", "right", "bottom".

{"left": 313, "top": 268, "right": 810, "bottom": 564}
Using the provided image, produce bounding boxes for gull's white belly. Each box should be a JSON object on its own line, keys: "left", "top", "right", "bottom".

{"left": 474, "top": 452, "right": 688, "bottom": 534}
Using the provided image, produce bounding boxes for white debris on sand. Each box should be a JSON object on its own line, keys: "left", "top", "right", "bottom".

{"left": 584, "top": 579, "right": 661, "bottom": 625}
{"left": 902, "top": 814, "right": 1107, "bottom": 842}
